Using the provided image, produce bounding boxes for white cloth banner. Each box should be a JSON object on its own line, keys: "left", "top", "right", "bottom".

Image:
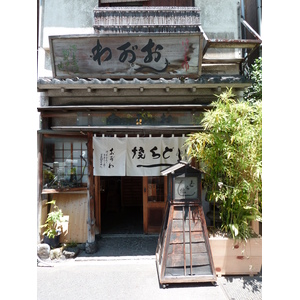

{"left": 127, "top": 137, "right": 162, "bottom": 176}
{"left": 93, "top": 136, "right": 188, "bottom": 176}
{"left": 93, "top": 137, "right": 127, "bottom": 176}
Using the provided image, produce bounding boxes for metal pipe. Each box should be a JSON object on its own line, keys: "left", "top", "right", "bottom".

{"left": 257, "top": 0, "right": 262, "bottom": 37}
{"left": 240, "top": 0, "right": 246, "bottom": 38}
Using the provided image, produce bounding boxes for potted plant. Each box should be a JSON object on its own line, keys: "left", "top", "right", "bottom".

{"left": 185, "top": 85, "right": 262, "bottom": 275}
{"left": 41, "top": 200, "right": 64, "bottom": 248}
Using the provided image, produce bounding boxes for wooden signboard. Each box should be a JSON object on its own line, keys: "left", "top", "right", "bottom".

{"left": 49, "top": 33, "right": 202, "bottom": 79}
{"left": 156, "top": 162, "right": 216, "bottom": 286}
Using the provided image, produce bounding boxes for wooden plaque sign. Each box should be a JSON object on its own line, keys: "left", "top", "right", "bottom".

{"left": 49, "top": 33, "right": 202, "bottom": 79}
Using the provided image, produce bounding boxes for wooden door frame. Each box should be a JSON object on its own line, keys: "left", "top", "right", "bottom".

{"left": 143, "top": 176, "right": 167, "bottom": 234}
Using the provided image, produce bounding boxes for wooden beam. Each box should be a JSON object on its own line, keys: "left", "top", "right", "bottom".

{"left": 37, "top": 104, "right": 213, "bottom": 113}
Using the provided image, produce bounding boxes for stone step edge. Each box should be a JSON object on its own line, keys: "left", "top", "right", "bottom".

{"left": 75, "top": 255, "right": 156, "bottom": 262}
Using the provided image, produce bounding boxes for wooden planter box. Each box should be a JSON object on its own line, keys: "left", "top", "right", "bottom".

{"left": 209, "top": 237, "right": 262, "bottom": 276}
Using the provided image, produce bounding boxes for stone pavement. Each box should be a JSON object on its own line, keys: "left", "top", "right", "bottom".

{"left": 37, "top": 234, "right": 262, "bottom": 300}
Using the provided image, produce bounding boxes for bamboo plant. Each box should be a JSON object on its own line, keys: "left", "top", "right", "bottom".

{"left": 185, "top": 88, "right": 262, "bottom": 240}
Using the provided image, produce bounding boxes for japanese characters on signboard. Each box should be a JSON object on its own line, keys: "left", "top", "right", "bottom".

{"left": 93, "top": 136, "right": 188, "bottom": 176}
{"left": 49, "top": 33, "right": 201, "bottom": 79}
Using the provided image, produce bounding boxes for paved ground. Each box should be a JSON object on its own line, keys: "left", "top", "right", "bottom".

{"left": 37, "top": 234, "right": 262, "bottom": 300}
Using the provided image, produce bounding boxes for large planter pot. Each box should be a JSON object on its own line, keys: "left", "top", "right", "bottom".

{"left": 209, "top": 236, "right": 262, "bottom": 276}
{"left": 43, "top": 233, "right": 61, "bottom": 249}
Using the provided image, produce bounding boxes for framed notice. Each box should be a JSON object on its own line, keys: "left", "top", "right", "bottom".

{"left": 174, "top": 176, "right": 198, "bottom": 200}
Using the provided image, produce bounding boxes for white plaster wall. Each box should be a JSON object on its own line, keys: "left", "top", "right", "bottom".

{"left": 195, "top": 0, "right": 241, "bottom": 73}
{"left": 195, "top": 0, "right": 240, "bottom": 39}
{"left": 40, "top": 0, "right": 96, "bottom": 49}
{"left": 38, "top": 0, "right": 97, "bottom": 77}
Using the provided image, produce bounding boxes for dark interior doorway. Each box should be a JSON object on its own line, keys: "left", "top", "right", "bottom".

{"left": 100, "top": 176, "right": 143, "bottom": 234}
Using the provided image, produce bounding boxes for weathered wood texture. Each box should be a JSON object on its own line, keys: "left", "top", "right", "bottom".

{"left": 143, "top": 176, "right": 167, "bottom": 233}
{"left": 51, "top": 192, "right": 88, "bottom": 243}
{"left": 87, "top": 132, "right": 96, "bottom": 243}
{"left": 50, "top": 33, "right": 202, "bottom": 79}
{"left": 94, "top": 176, "right": 101, "bottom": 234}
{"left": 93, "top": 6, "right": 200, "bottom": 34}
{"left": 209, "top": 237, "right": 262, "bottom": 276}
{"left": 100, "top": 0, "right": 193, "bottom": 5}
{"left": 156, "top": 203, "right": 216, "bottom": 283}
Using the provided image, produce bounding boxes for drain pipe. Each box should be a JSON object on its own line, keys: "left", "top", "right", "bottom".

{"left": 240, "top": 0, "right": 246, "bottom": 39}
{"left": 257, "top": 0, "right": 262, "bottom": 56}
{"left": 257, "top": 0, "right": 262, "bottom": 37}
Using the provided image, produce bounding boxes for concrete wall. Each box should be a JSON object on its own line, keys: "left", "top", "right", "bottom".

{"left": 40, "top": 0, "right": 96, "bottom": 49}
{"left": 38, "top": 0, "right": 242, "bottom": 77}
{"left": 195, "top": 0, "right": 240, "bottom": 39}
{"left": 195, "top": 0, "right": 242, "bottom": 74}
{"left": 38, "top": 0, "right": 96, "bottom": 77}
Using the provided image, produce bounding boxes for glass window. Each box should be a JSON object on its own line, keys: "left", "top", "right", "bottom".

{"left": 147, "top": 176, "right": 165, "bottom": 202}
{"left": 43, "top": 137, "right": 87, "bottom": 189}
{"left": 75, "top": 110, "right": 204, "bottom": 127}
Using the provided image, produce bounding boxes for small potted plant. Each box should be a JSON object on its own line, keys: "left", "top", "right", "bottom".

{"left": 41, "top": 200, "right": 63, "bottom": 248}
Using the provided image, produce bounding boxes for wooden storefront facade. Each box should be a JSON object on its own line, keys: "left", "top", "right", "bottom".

{"left": 37, "top": 78, "right": 251, "bottom": 248}
{"left": 37, "top": 3, "right": 260, "bottom": 251}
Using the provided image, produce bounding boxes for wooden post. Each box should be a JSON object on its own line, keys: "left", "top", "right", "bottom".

{"left": 94, "top": 176, "right": 101, "bottom": 234}
{"left": 86, "top": 132, "right": 97, "bottom": 253}
{"left": 143, "top": 177, "right": 148, "bottom": 234}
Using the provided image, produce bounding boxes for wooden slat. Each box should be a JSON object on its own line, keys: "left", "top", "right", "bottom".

{"left": 168, "top": 242, "right": 207, "bottom": 254}
{"left": 51, "top": 125, "right": 204, "bottom": 133}
{"left": 38, "top": 104, "right": 212, "bottom": 112}
{"left": 53, "top": 192, "right": 88, "bottom": 243}
{"left": 166, "top": 253, "right": 210, "bottom": 268}
{"left": 202, "top": 58, "right": 244, "bottom": 64}
{"left": 173, "top": 207, "right": 183, "bottom": 219}
{"left": 171, "top": 219, "right": 203, "bottom": 231}
{"left": 170, "top": 231, "right": 205, "bottom": 244}
{"left": 165, "top": 264, "right": 212, "bottom": 277}
{"left": 206, "top": 39, "right": 261, "bottom": 49}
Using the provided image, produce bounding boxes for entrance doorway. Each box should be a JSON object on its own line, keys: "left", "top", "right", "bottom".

{"left": 100, "top": 176, "right": 143, "bottom": 234}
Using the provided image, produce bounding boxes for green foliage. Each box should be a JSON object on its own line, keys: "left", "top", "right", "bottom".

{"left": 244, "top": 57, "right": 262, "bottom": 102}
{"left": 65, "top": 241, "right": 77, "bottom": 248}
{"left": 40, "top": 200, "right": 63, "bottom": 239}
{"left": 185, "top": 88, "right": 262, "bottom": 240}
